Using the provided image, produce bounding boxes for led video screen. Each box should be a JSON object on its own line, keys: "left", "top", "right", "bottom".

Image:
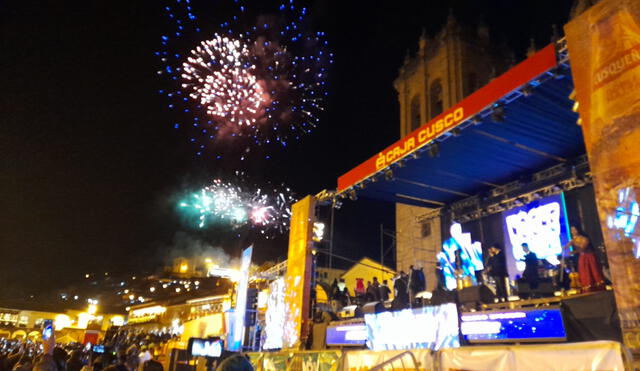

{"left": 326, "top": 321, "right": 367, "bottom": 347}
{"left": 502, "top": 194, "right": 571, "bottom": 279}
{"left": 437, "top": 223, "right": 484, "bottom": 290}
{"left": 460, "top": 307, "right": 566, "bottom": 343}
{"left": 364, "top": 303, "right": 460, "bottom": 351}
{"left": 262, "top": 277, "right": 286, "bottom": 350}
{"left": 606, "top": 187, "right": 640, "bottom": 258}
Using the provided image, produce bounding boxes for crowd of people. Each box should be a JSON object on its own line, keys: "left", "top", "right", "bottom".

{"left": 327, "top": 265, "right": 427, "bottom": 310}
{"left": 0, "top": 330, "right": 173, "bottom": 371}
{"left": 0, "top": 329, "right": 254, "bottom": 371}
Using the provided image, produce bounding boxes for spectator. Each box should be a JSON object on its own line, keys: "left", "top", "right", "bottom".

{"left": 215, "top": 355, "right": 253, "bottom": 371}
{"left": 392, "top": 272, "right": 409, "bottom": 310}
{"left": 12, "top": 355, "right": 32, "bottom": 371}
{"left": 379, "top": 280, "right": 391, "bottom": 301}
{"left": 141, "top": 349, "right": 162, "bottom": 371}
{"left": 365, "top": 281, "right": 379, "bottom": 302}
{"left": 66, "top": 351, "right": 83, "bottom": 371}
{"left": 137, "top": 347, "right": 151, "bottom": 371}
{"left": 354, "top": 278, "right": 365, "bottom": 297}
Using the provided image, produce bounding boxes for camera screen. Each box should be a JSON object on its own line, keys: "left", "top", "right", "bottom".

{"left": 189, "top": 338, "right": 222, "bottom": 358}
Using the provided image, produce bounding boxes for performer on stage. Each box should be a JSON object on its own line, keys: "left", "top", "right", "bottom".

{"left": 565, "top": 226, "right": 605, "bottom": 292}
{"left": 486, "top": 244, "right": 508, "bottom": 301}
{"left": 521, "top": 243, "right": 540, "bottom": 290}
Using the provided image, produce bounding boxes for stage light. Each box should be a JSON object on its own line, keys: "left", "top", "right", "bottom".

{"left": 384, "top": 169, "right": 394, "bottom": 181}
{"left": 552, "top": 66, "right": 566, "bottom": 79}
{"left": 411, "top": 151, "right": 421, "bottom": 160}
{"left": 491, "top": 103, "right": 505, "bottom": 123}
{"left": 451, "top": 128, "right": 461, "bottom": 136}
{"left": 472, "top": 116, "right": 483, "bottom": 126}
{"left": 87, "top": 304, "right": 98, "bottom": 315}
{"left": 332, "top": 199, "right": 343, "bottom": 210}
{"left": 428, "top": 143, "right": 440, "bottom": 158}
{"left": 312, "top": 222, "right": 325, "bottom": 242}
{"left": 415, "top": 291, "right": 433, "bottom": 299}
{"left": 348, "top": 189, "right": 357, "bottom": 201}
{"left": 521, "top": 84, "right": 533, "bottom": 97}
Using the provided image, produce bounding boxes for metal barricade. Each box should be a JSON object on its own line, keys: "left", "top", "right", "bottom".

{"left": 367, "top": 351, "right": 420, "bottom": 371}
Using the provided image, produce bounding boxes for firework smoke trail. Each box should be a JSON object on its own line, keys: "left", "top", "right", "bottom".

{"left": 179, "top": 179, "right": 295, "bottom": 236}
{"left": 157, "top": 0, "right": 332, "bottom": 158}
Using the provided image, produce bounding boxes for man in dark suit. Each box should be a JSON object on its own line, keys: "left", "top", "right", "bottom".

{"left": 486, "top": 244, "right": 508, "bottom": 301}
{"left": 521, "top": 243, "right": 540, "bottom": 290}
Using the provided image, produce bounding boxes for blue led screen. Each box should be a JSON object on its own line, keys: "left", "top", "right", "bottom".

{"left": 460, "top": 307, "right": 566, "bottom": 343}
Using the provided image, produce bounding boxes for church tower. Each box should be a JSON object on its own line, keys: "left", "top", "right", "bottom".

{"left": 393, "top": 11, "right": 511, "bottom": 289}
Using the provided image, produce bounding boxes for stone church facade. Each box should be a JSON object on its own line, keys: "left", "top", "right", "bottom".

{"left": 393, "top": 12, "right": 511, "bottom": 289}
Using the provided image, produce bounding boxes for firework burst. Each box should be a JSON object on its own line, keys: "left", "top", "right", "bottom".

{"left": 182, "top": 35, "right": 266, "bottom": 127}
{"left": 179, "top": 178, "right": 295, "bottom": 236}
{"left": 158, "top": 0, "right": 331, "bottom": 158}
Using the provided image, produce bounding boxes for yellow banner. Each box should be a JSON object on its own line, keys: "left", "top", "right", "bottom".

{"left": 565, "top": 0, "right": 640, "bottom": 356}
{"left": 283, "top": 196, "right": 316, "bottom": 349}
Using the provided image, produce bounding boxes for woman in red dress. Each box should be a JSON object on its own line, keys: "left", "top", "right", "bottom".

{"left": 566, "top": 226, "right": 606, "bottom": 292}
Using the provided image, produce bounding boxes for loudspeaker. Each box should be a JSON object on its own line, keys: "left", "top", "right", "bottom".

{"left": 431, "top": 288, "right": 457, "bottom": 305}
{"left": 517, "top": 278, "right": 555, "bottom": 298}
{"left": 337, "top": 305, "right": 362, "bottom": 319}
{"left": 562, "top": 290, "right": 622, "bottom": 342}
{"left": 457, "top": 285, "right": 494, "bottom": 307}
{"left": 362, "top": 301, "right": 385, "bottom": 315}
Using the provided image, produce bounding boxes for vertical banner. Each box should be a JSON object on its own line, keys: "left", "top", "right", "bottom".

{"left": 228, "top": 245, "right": 253, "bottom": 351}
{"left": 283, "top": 195, "right": 317, "bottom": 349}
{"left": 263, "top": 277, "right": 286, "bottom": 350}
{"left": 565, "top": 0, "right": 640, "bottom": 355}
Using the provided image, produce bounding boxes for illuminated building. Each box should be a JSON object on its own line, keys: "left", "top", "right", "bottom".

{"left": 125, "top": 278, "right": 234, "bottom": 334}
{"left": 339, "top": 258, "right": 396, "bottom": 297}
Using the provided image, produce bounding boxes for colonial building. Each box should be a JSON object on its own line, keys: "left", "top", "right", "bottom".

{"left": 393, "top": 12, "right": 511, "bottom": 289}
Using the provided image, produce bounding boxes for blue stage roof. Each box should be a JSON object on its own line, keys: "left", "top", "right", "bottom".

{"left": 338, "top": 46, "right": 582, "bottom": 208}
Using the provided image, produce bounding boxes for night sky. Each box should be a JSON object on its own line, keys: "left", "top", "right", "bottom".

{"left": 0, "top": 0, "right": 574, "bottom": 297}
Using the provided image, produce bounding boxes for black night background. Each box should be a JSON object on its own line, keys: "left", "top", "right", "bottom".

{"left": 0, "top": 0, "right": 574, "bottom": 298}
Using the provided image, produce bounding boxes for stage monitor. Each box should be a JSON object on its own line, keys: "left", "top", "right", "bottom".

{"left": 502, "top": 193, "right": 571, "bottom": 280}
{"left": 326, "top": 320, "right": 367, "bottom": 347}
{"left": 364, "top": 303, "right": 460, "bottom": 351}
{"left": 460, "top": 307, "right": 567, "bottom": 343}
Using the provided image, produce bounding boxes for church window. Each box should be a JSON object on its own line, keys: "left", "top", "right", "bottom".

{"left": 430, "top": 79, "right": 443, "bottom": 118}
{"left": 410, "top": 94, "right": 421, "bottom": 131}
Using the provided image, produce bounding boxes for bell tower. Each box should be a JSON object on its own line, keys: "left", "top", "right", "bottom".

{"left": 393, "top": 11, "right": 511, "bottom": 289}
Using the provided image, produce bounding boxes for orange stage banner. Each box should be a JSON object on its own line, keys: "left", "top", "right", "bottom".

{"left": 283, "top": 195, "right": 316, "bottom": 349}
{"left": 565, "top": 0, "right": 640, "bottom": 356}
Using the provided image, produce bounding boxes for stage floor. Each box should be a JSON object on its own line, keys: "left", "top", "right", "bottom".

{"left": 480, "top": 288, "right": 613, "bottom": 310}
